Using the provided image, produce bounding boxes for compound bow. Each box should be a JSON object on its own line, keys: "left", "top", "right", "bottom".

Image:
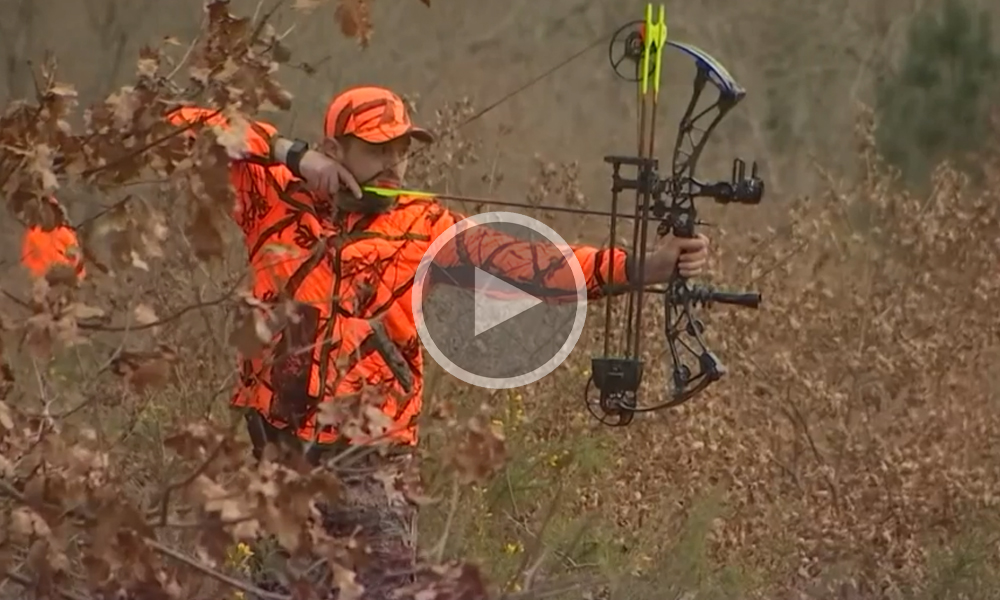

{"left": 584, "top": 4, "right": 764, "bottom": 426}
{"left": 362, "top": 4, "right": 764, "bottom": 426}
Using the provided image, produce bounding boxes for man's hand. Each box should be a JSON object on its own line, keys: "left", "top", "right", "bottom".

{"left": 298, "top": 149, "right": 362, "bottom": 201}
{"left": 640, "top": 233, "right": 711, "bottom": 284}
{"left": 272, "top": 137, "right": 363, "bottom": 201}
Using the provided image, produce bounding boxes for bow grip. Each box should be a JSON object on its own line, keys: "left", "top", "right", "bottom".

{"left": 671, "top": 217, "right": 696, "bottom": 238}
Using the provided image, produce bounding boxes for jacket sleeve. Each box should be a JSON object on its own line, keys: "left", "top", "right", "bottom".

{"left": 426, "top": 205, "right": 632, "bottom": 302}
{"left": 165, "top": 107, "right": 294, "bottom": 228}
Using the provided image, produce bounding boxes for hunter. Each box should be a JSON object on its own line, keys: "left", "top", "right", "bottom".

{"left": 22, "top": 85, "right": 710, "bottom": 598}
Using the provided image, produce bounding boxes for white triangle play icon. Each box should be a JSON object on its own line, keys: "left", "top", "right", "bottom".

{"left": 473, "top": 268, "right": 543, "bottom": 337}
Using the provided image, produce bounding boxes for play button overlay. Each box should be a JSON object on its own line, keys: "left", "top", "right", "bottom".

{"left": 413, "top": 211, "right": 588, "bottom": 389}
{"left": 474, "top": 268, "right": 542, "bottom": 336}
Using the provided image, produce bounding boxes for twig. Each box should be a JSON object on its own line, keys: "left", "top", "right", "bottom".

{"left": 431, "top": 479, "right": 460, "bottom": 562}
{"left": 150, "top": 415, "right": 242, "bottom": 525}
{"left": 502, "top": 510, "right": 597, "bottom": 571}
{"left": 2, "top": 570, "right": 91, "bottom": 600}
{"left": 72, "top": 194, "right": 131, "bottom": 230}
{"left": 783, "top": 385, "right": 841, "bottom": 511}
{"left": 503, "top": 574, "right": 606, "bottom": 600}
{"left": 166, "top": 18, "right": 204, "bottom": 81}
{"left": 249, "top": 0, "right": 287, "bottom": 46}
{"left": 250, "top": 0, "right": 266, "bottom": 26}
{"left": 749, "top": 238, "right": 809, "bottom": 285}
{"left": 276, "top": 24, "right": 296, "bottom": 41}
{"left": 146, "top": 538, "right": 291, "bottom": 600}
{"left": 504, "top": 467, "right": 520, "bottom": 518}
{"left": 500, "top": 478, "right": 565, "bottom": 600}
{"left": 79, "top": 278, "right": 244, "bottom": 332}
{"left": 79, "top": 108, "right": 222, "bottom": 179}
{"left": 0, "top": 479, "right": 27, "bottom": 502}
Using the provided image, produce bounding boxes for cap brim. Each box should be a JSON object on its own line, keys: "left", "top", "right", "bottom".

{"left": 408, "top": 126, "right": 435, "bottom": 144}
{"left": 355, "top": 125, "right": 435, "bottom": 145}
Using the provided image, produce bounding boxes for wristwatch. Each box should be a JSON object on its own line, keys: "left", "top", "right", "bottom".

{"left": 284, "top": 139, "right": 309, "bottom": 179}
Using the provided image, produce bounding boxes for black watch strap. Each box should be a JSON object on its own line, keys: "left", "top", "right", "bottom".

{"left": 285, "top": 139, "right": 309, "bottom": 178}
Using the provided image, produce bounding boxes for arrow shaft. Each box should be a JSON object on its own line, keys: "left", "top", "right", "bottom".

{"left": 364, "top": 187, "right": 654, "bottom": 221}
{"left": 436, "top": 192, "right": 630, "bottom": 220}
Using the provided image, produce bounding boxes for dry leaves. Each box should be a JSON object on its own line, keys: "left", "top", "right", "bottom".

{"left": 109, "top": 344, "right": 179, "bottom": 391}
{"left": 447, "top": 415, "right": 506, "bottom": 485}
{"left": 334, "top": 0, "right": 374, "bottom": 47}
{"left": 132, "top": 303, "right": 159, "bottom": 326}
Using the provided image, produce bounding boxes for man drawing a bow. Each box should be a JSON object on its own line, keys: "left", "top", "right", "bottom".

{"left": 22, "top": 85, "right": 710, "bottom": 598}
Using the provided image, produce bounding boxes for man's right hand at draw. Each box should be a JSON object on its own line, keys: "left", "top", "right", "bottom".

{"left": 298, "top": 149, "right": 363, "bottom": 201}
{"left": 271, "top": 136, "right": 363, "bottom": 201}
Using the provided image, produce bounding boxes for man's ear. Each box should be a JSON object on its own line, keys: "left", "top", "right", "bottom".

{"left": 318, "top": 137, "right": 345, "bottom": 160}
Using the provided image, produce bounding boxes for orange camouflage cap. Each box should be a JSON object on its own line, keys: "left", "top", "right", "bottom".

{"left": 323, "top": 85, "right": 434, "bottom": 144}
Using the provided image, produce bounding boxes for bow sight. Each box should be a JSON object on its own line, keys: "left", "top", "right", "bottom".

{"left": 586, "top": 5, "right": 765, "bottom": 427}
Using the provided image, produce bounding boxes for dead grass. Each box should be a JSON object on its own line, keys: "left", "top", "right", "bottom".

{"left": 414, "top": 105, "right": 1000, "bottom": 599}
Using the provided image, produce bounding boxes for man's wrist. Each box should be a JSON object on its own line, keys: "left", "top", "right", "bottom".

{"left": 624, "top": 249, "right": 672, "bottom": 286}
{"left": 624, "top": 251, "right": 636, "bottom": 284}
{"left": 269, "top": 137, "right": 310, "bottom": 178}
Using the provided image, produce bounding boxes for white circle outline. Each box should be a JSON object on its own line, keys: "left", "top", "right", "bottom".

{"left": 412, "top": 211, "right": 588, "bottom": 389}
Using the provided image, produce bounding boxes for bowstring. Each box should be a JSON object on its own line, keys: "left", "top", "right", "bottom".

{"left": 367, "top": 15, "right": 621, "bottom": 394}
{"left": 356, "top": 22, "right": 614, "bottom": 190}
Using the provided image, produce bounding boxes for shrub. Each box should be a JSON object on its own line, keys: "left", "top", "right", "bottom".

{"left": 874, "top": 0, "right": 1000, "bottom": 189}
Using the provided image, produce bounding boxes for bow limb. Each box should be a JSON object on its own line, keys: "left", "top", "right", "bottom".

{"left": 655, "top": 42, "right": 764, "bottom": 407}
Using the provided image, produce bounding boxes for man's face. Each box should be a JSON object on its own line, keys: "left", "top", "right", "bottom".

{"left": 336, "top": 134, "right": 411, "bottom": 189}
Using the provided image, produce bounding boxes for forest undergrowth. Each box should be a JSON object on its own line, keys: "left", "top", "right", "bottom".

{"left": 416, "top": 104, "right": 1000, "bottom": 600}
{"left": 0, "top": 1, "right": 999, "bottom": 599}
